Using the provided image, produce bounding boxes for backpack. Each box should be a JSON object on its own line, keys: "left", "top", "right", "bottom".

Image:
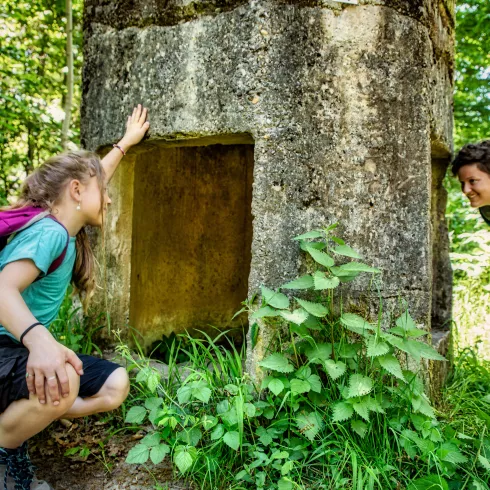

{"left": 0, "top": 206, "right": 70, "bottom": 276}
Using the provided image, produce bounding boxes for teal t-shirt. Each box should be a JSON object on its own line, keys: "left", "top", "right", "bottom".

{"left": 0, "top": 218, "right": 76, "bottom": 341}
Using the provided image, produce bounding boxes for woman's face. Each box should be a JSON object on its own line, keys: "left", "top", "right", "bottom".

{"left": 457, "top": 163, "right": 490, "bottom": 208}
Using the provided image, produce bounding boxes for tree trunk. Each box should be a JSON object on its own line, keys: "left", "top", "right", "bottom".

{"left": 61, "top": 0, "right": 73, "bottom": 151}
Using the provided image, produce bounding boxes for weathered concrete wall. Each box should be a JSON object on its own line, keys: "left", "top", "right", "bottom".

{"left": 82, "top": 0, "right": 454, "bottom": 359}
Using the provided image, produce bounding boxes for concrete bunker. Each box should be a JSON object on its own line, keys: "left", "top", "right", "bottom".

{"left": 84, "top": 0, "right": 455, "bottom": 379}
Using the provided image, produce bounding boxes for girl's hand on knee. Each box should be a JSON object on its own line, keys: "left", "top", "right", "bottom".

{"left": 24, "top": 329, "right": 83, "bottom": 405}
{"left": 119, "top": 104, "right": 150, "bottom": 149}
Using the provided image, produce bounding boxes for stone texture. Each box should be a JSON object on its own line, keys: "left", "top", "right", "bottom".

{"left": 82, "top": 0, "right": 454, "bottom": 380}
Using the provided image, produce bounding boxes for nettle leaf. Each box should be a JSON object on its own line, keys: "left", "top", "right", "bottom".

{"left": 293, "top": 230, "right": 324, "bottom": 240}
{"left": 411, "top": 395, "right": 435, "bottom": 418}
{"left": 307, "top": 374, "right": 322, "bottom": 393}
{"left": 351, "top": 420, "right": 368, "bottom": 438}
{"left": 478, "top": 454, "right": 490, "bottom": 471}
{"left": 332, "top": 244, "right": 361, "bottom": 259}
{"left": 323, "top": 359, "right": 347, "bottom": 380}
{"left": 436, "top": 443, "right": 468, "bottom": 464}
{"left": 378, "top": 354, "right": 405, "bottom": 381}
{"left": 305, "top": 343, "right": 333, "bottom": 363}
{"left": 389, "top": 326, "right": 428, "bottom": 338}
{"left": 252, "top": 305, "right": 279, "bottom": 319}
{"left": 407, "top": 474, "right": 449, "bottom": 490}
{"left": 387, "top": 336, "right": 446, "bottom": 362}
{"left": 330, "top": 266, "right": 360, "bottom": 278}
{"left": 295, "top": 298, "right": 328, "bottom": 318}
{"left": 396, "top": 310, "right": 417, "bottom": 332}
{"left": 281, "top": 275, "right": 314, "bottom": 290}
{"left": 366, "top": 337, "right": 390, "bottom": 358}
{"left": 304, "top": 315, "right": 323, "bottom": 330}
{"left": 300, "top": 240, "right": 326, "bottom": 252}
{"left": 332, "top": 401, "right": 354, "bottom": 422}
{"left": 347, "top": 374, "right": 373, "bottom": 398}
{"left": 290, "top": 378, "right": 311, "bottom": 394}
{"left": 150, "top": 443, "right": 170, "bottom": 465}
{"left": 126, "top": 443, "right": 149, "bottom": 464}
{"left": 313, "top": 271, "right": 340, "bottom": 290}
{"left": 259, "top": 353, "right": 295, "bottom": 373}
{"left": 296, "top": 411, "right": 324, "bottom": 441}
{"left": 223, "top": 431, "right": 240, "bottom": 451}
{"left": 306, "top": 247, "right": 335, "bottom": 267}
{"left": 336, "top": 262, "right": 380, "bottom": 273}
{"left": 268, "top": 378, "right": 285, "bottom": 396}
{"left": 125, "top": 406, "right": 147, "bottom": 424}
{"left": 280, "top": 308, "right": 309, "bottom": 325}
{"left": 290, "top": 322, "right": 309, "bottom": 337}
{"left": 340, "top": 314, "right": 374, "bottom": 335}
{"left": 174, "top": 446, "right": 197, "bottom": 474}
{"left": 261, "top": 286, "right": 290, "bottom": 309}
{"left": 353, "top": 398, "right": 370, "bottom": 421}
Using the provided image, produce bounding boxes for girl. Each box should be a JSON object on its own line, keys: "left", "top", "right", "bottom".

{"left": 0, "top": 104, "right": 150, "bottom": 489}
{"left": 452, "top": 140, "right": 490, "bottom": 223}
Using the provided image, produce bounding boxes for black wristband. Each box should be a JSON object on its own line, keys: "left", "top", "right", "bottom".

{"left": 20, "top": 322, "right": 43, "bottom": 345}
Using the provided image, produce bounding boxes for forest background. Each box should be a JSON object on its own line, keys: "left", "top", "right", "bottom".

{"left": 0, "top": 0, "right": 489, "bottom": 353}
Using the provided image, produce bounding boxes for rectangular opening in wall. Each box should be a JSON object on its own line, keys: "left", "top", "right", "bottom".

{"left": 430, "top": 149, "right": 452, "bottom": 346}
{"left": 129, "top": 141, "right": 254, "bottom": 347}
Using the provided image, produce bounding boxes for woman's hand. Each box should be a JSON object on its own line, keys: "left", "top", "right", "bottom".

{"left": 24, "top": 328, "right": 84, "bottom": 405}
{"left": 119, "top": 104, "right": 150, "bottom": 149}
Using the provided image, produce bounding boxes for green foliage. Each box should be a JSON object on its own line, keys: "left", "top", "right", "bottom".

{"left": 119, "top": 226, "right": 489, "bottom": 489}
{"left": 0, "top": 0, "right": 83, "bottom": 202}
{"left": 454, "top": 1, "right": 490, "bottom": 148}
{"left": 50, "top": 286, "right": 103, "bottom": 355}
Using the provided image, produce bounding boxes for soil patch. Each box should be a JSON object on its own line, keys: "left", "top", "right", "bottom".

{"left": 30, "top": 417, "right": 193, "bottom": 490}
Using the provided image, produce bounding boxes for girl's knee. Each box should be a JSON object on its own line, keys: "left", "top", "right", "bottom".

{"left": 45, "top": 363, "right": 80, "bottom": 415}
{"left": 100, "top": 367, "right": 130, "bottom": 411}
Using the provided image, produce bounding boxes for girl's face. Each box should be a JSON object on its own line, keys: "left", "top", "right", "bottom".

{"left": 80, "top": 176, "right": 111, "bottom": 227}
{"left": 457, "top": 164, "right": 490, "bottom": 208}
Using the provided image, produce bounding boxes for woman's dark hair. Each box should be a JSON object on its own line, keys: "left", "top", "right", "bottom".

{"left": 452, "top": 140, "right": 490, "bottom": 176}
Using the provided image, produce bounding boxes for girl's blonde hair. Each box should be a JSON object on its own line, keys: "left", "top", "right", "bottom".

{"left": 10, "top": 150, "right": 105, "bottom": 308}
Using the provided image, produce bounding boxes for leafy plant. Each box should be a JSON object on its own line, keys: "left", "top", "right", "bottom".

{"left": 119, "top": 226, "right": 490, "bottom": 489}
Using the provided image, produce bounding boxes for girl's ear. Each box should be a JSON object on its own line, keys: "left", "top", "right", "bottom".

{"left": 68, "top": 179, "right": 83, "bottom": 202}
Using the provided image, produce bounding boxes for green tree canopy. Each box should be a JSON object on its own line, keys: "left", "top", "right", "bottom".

{"left": 454, "top": 0, "right": 490, "bottom": 148}
{"left": 0, "top": 0, "right": 82, "bottom": 203}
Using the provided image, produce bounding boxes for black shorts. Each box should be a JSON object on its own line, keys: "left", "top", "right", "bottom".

{"left": 0, "top": 335, "right": 121, "bottom": 414}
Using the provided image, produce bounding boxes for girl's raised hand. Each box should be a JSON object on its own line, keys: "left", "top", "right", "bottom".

{"left": 120, "top": 104, "right": 150, "bottom": 148}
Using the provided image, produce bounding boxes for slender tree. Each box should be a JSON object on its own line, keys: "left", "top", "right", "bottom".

{"left": 61, "top": 0, "right": 73, "bottom": 150}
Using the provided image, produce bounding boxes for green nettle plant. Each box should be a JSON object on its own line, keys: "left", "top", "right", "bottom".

{"left": 122, "top": 226, "right": 488, "bottom": 490}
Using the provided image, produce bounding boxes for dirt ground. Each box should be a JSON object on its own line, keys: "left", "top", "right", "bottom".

{"left": 29, "top": 418, "right": 194, "bottom": 490}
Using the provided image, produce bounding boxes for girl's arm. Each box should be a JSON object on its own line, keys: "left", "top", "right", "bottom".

{"left": 101, "top": 104, "right": 150, "bottom": 184}
{"left": 0, "top": 259, "right": 83, "bottom": 406}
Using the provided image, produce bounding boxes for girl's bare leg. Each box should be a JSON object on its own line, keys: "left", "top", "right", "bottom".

{"left": 0, "top": 364, "right": 80, "bottom": 449}
{"left": 62, "top": 367, "right": 129, "bottom": 418}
